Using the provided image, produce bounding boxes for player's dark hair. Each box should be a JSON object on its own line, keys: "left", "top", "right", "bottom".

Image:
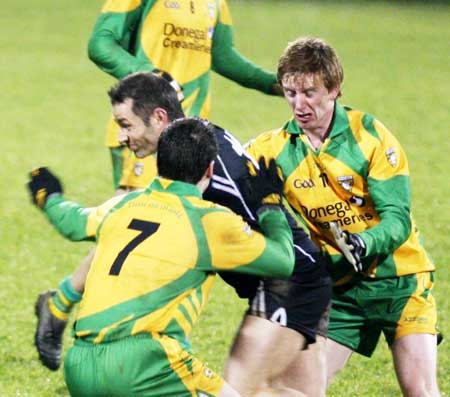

{"left": 108, "top": 72, "right": 184, "bottom": 125}
{"left": 157, "top": 118, "right": 218, "bottom": 184}
{"left": 277, "top": 37, "right": 344, "bottom": 96}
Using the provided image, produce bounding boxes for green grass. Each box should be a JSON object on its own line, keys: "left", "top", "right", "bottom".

{"left": 1, "top": 0, "right": 449, "bottom": 395}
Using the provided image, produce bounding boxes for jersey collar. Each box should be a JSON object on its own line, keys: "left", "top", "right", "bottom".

{"left": 284, "top": 102, "right": 349, "bottom": 138}
{"left": 148, "top": 177, "right": 202, "bottom": 198}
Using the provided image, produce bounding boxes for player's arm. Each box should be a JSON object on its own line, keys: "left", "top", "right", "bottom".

{"left": 211, "top": 0, "right": 281, "bottom": 96}
{"left": 207, "top": 208, "right": 294, "bottom": 278}
{"left": 87, "top": 0, "right": 155, "bottom": 79}
{"left": 27, "top": 167, "right": 122, "bottom": 241}
{"left": 203, "top": 159, "right": 294, "bottom": 278}
{"left": 357, "top": 121, "right": 412, "bottom": 258}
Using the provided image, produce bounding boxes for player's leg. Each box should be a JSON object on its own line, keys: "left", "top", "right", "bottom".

{"left": 279, "top": 334, "right": 327, "bottom": 397}
{"left": 325, "top": 338, "right": 353, "bottom": 386}
{"left": 269, "top": 289, "right": 330, "bottom": 397}
{"left": 34, "top": 248, "right": 94, "bottom": 370}
{"left": 224, "top": 314, "right": 307, "bottom": 397}
{"left": 385, "top": 272, "right": 440, "bottom": 397}
{"left": 325, "top": 280, "right": 379, "bottom": 387}
{"left": 391, "top": 334, "right": 439, "bottom": 397}
{"left": 218, "top": 382, "right": 241, "bottom": 397}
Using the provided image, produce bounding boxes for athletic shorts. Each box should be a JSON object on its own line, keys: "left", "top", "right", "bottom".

{"left": 110, "top": 146, "right": 157, "bottom": 190}
{"left": 328, "top": 271, "right": 438, "bottom": 357}
{"left": 64, "top": 333, "right": 224, "bottom": 397}
{"left": 248, "top": 277, "right": 332, "bottom": 345}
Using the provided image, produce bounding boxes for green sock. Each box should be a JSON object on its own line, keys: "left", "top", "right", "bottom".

{"left": 49, "top": 276, "right": 82, "bottom": 320}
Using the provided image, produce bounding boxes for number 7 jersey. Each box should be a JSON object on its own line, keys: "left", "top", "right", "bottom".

{"left": 44, "top": 177, "right": 294, "bottom": 345}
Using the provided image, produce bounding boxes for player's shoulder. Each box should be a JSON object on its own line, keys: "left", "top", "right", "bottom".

{"left": 343, "top": 105, "right": 394, "bottom": 143}
{"left": 244, "top": 126, "right": 288, "bottom": 154}
{"left": 185, "top": 195, "right": 232, "bottom": 213}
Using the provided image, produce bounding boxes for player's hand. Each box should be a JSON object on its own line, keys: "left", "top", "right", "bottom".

{"left": 27, "top": 167, "right": 63, "bottom": 209}
{"left": 243, "top": 157, "right": 284, "bottom": 212}
{"left": 153, "top": 69, "right": 184, "bottom": 102}
{"left": 330, "top": 221, "right": 366, "bottom": 272}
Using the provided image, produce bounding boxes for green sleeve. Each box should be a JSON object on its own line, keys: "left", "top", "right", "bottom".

{"left": 359, "top": 175, "right": 411, "bottom": 257}
{"left": 87, "top": 6, "right": 155, "bottom": 79}
{"left": 251, "top": 206, "right": 295, "bottom": 277}
{"left": 211, "top": 22, "right": 278, "bottom": 95}
{"left": 198, "top": 205, "right": 294, "bottom": 277}
{"left": 43, "top": 195, "right": 94, "bottom": 242}
{"left": 218, "top": 206, "right": 294, "bottom": 278}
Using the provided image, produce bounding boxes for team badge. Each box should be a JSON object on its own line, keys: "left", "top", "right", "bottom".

{"left": 385, "top": 148, "right": 398, "bottom": 167}
{"left": 133, "top": 162, "right": 144, "bottom": 177}
{"left": 337, "top": 175, "right": 354, "bottom": 192}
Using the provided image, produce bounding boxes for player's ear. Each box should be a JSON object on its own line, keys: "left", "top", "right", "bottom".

{"left": 205, "top": 161, "right": 214, "bottom": 179}
{"left": 329, "top": 84, "right": 341, "bottom": 100}
{"left": 196, "top": 161, "right": 215, "bottom": 193}
{"left": 151, "top": 107, "right": 169, "bottom": 126}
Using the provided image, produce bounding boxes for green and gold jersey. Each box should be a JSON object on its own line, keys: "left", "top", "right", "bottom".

{"left": 247, "top": 103, "right": 434, "bottom": 286}
{"left": 44, "top": 177, "right": 294, "bottom": 344}
{"left": 89, "top": 0, "right": 277, "bottom": 123}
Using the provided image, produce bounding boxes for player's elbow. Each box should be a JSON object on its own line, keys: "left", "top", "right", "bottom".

{"left": 272, "top": 250, "right": 295, "bottom": 278}
{"left": 87, "top": 34, "right": 105, "bottom": 65}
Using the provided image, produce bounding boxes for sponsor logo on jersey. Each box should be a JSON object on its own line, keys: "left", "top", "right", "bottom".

{"left": 163, "top": 23, "right": 211, "bottom": 53}
{"left": 164, "top": 0, "right": 180, "bottom": 9}
{"left": 301, "top": 200, "right": 374, "bottom": 230}
{"left": 337, "top": 175, "right": 354, "bottom": 192}
{"left": 293, "top": 178, "right": 315, "bottom": 188}
{"left": 133, "top": 162, "right": 144, "bottom": 176}
{"left": 385, "top": 148, "right": 398, "bottom": 167}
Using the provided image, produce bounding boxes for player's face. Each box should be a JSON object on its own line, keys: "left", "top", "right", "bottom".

{"left": 113, "top": 99, "right": 162, "bottom": 158}
{"left": 282, "top": 73, "right": 339, "bottom": 135}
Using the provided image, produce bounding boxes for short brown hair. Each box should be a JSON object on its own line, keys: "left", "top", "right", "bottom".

{"left": 277, "top": 37, "right": 344, "bottom": 93}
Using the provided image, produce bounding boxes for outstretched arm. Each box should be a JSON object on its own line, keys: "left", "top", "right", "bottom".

{"left": 211, "top": 0, "right": 280, "bottom": 96}
{"left": 27, "top": 167, "right": 125, "bottom": 241}
{"left": 87, "top": 0, "right": 154, "bottom": 79}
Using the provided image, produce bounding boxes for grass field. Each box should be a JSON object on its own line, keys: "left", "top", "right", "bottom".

{"left": 1, "top": 0, "right": 449, "bottom": 395}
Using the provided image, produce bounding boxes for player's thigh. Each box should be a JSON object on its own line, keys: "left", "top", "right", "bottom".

{"left": 218, "top": 382, "right": 241, "bottom": 397}
{"left": 225, "top": 315, "right": 305, "bottom": 391}
{"left": 391, "top": 334, "right": 439, "bottom": 397}
{"left": 251, "top": 278, "right": 331, "bottom": 345}
{"left": 328, "top": 282, "right": 382, "bottom": 357}
{"left": 280, "top": 335, "right": 328, "bottom": 397}
{"left": 384, "top": 272, "right": 438, "bottom": 345}
{"left": 326, "top": 337, "right": 353, "bottom": 386}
